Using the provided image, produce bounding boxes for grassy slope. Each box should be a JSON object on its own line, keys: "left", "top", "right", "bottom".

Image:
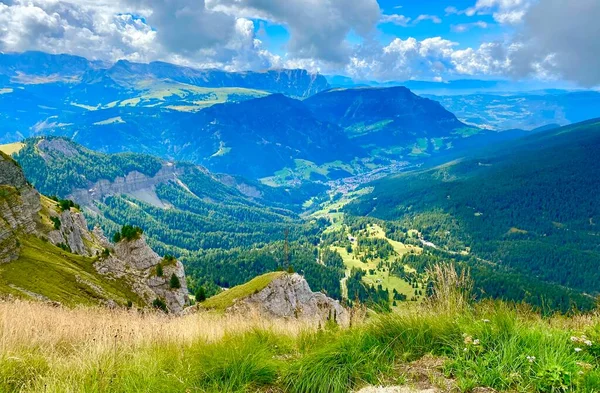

{"left": 334, "top": 224, "right": 422, "bottom": 304}
{"left": 1, "top": 277, "right": 600, "bottom": 393}
{"left": 0, "top": 235, "right": 142, "bottom": 307}
{"left": 0, "top": 142, "right": 24, "bottom": 155}
{"left": 0, "top": 179, "right": 142, "bottom": 307}
{"left": 200, "top": 271, "right": 286, "bottom": 311}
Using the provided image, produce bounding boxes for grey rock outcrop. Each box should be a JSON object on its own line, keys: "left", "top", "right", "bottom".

{"left": 67, "top": 163, "right": 183, "bottom": 206}
{"left": 95, "top": 234, "right": 189, "bottom": 314}
{"left": 0, "top": 153, "right": 41, "bottom": 262}
{"left": 229, "top": 273, "right": 349, "bottom": 326}
{"left": 47, "top": 210, "right": 99, "bottom": 256}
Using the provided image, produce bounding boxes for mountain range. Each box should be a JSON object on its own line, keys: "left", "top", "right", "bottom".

{"left": 3, "top": 51, "right": 600, "bottom": 313}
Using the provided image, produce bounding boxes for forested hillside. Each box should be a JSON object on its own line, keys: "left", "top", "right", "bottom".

{"left": 6, "top": 137, "right": 346, "bottom": 299}
{"left": 346, "top": 119, "right": 600, "bottom": 305}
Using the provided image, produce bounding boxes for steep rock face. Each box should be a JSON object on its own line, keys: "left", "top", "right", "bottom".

{"left": 47, "top": 210, "right": 99, "bottom": 256}
{"left": 95, "top": 235, "right": 189, "bottom": 314}
{"left": 229, "top": 273, "right": 349, "bottom": 326}
{"left": 0, "top": 153, "right": 40, "bottom": 262}
{"left": 67, "top": 164, "right": 183, "bottom": 206}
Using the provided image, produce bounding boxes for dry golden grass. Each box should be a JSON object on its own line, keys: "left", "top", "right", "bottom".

{"left": 0, "top": 300, "right": 311, "bottom": 352}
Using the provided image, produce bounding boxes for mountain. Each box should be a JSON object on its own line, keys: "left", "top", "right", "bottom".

{"left": 346, "top": 118, "right": 600, "bottom": 307}
{"left": 172, "top": 94, "right": 363, "bottom": 178}
{"left": 24, "top": 94, "right": 363, "bottom": 179}
{"left": 304, "top": 86, "right": 477, "bottom": 155}
{"left": 7, "top": 136, "right": 314, "bottom": 253}
{"left": 0, "top": 149, "right": 189, "bottom": 312}
{"left": 2, "top": 137, "right": 352, "bottom": 302}
{"left": 0, "top": 51, "right": 329, "bottom": 97}
{"left": 0, "top": 51, "right": 330, "bottom": 144}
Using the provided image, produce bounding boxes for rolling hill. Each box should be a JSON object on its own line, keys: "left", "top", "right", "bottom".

{"left": 346, "top": 118, "right": 600, "bottom": 303}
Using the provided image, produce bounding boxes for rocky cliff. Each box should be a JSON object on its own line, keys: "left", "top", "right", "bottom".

{"left": 0, "top": 152, "right": 41, "bottom": 262}
{"left": 94, "top": 233, "right": 189, "bottom": 314}
{"left": 0, "top": 151, "right": 189, "bottom": 313}
{"left": 228, "top": 273, "right": 349, "bottom": 326}
{"left": 67, "top": 163, "right": 183, "bottom": 207}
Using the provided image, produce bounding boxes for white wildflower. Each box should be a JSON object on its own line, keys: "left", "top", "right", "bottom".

{"left": 526, "top": 355, "right": 536, "bottom": 363}
{"left": 584, "top": 340, "right": 593, "bottom": 346}
{"left": 473, "top": 339, "right": 480, "bottom": 345}
{"left": 575, "top": 347, "right": 583, "bottom": 352}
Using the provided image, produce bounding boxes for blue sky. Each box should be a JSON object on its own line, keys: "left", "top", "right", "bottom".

{"left": 0, "top": 0, "right": 598, "bottom": 87}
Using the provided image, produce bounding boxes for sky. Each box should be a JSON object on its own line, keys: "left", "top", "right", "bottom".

{"left": 0, "top": 0, "right": 599, "bottom": 87}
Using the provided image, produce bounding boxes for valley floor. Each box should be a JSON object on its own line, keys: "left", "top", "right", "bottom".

{"left": 1, "top": 282, "right": 600, "bottom": 393}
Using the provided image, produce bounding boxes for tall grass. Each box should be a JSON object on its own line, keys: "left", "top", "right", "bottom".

{"left": 1, "top": 264, "right": 600, "bottom": 392}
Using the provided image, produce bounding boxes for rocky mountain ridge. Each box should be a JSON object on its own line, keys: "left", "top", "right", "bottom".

{"left": 0, "top": 151, "right": 189, "bottom": 313}
{"left": 226, "top": 273, "right": 350, "bottom": 326}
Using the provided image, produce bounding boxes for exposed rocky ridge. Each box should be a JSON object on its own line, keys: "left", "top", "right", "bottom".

{"left": 0, "top": 153, "right": 189, "bottom": 312}
{"left": 0, "top": 152, "right": 41, "bottom": 262}
{"left": 47, "top": 209, "right": 99, "bottom": 256}
{"left": 228, "top": 273, "right": 349, "bottom": 326}
{"left": 67, "top": 163, "right": 184, "bottom": 206}
{"left": 94, "top": 232, "right": 189, "bottom": 314}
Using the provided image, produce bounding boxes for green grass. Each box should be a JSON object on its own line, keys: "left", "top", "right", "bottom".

{"left": 200, "top": 271, "right": 286, "bottom": 311}
{"left": 2, "top": 269, "right": 600, "bottom": 393}
{"left": 331, "top": 224, "right": 422, "bottom": 304}
{"left": 0, "top": 235, "right": 142, "bottom": 307}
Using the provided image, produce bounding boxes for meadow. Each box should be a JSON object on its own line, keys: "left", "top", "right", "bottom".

{"left": 1, "top": 264, "right": 600, "bottom": 393}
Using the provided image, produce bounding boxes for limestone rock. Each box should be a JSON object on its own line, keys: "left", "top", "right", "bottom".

{"left": 96, "top": 235, "right": 189, "bottom": 314}
{"left": 47, "top": 210, "right": 99, "bottom": 256}
{"left": 229, "top": 273, "right": 349, "bottom": 326}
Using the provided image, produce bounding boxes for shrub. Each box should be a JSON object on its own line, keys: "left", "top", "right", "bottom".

{"left": 120, "top": 225, "right": 143, "bottom": 241}
{"left": 169, "top": 273, "right": 181, "bottom": 289}
{"left": 195, "top": 287, "right": 206, "bottom": 302}
{"left": 156, "top": 264, "right": 164, "bottom": 277}
{"left": 50, "top": 216, "right": 61, "bottom": 230}
{"left": 57, "top": 199, "right": 79, "bottom": 212}
{"left": 152, "top": 298, "right": 167, "bottom": 312}
{"left": 112, "top": 225, "right": 143, "bottom": 243}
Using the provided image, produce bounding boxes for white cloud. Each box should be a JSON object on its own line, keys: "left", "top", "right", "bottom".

{"left": 508, "top": 0, "right": 600, "bottom": 86}
{"left": 209, "top": 0, "right": 381, "bottom": 64}
{"left": 451, "top": 21, "right": 489, "bottom": 33}
{"left": 465, "top": 0, "right": 531, "bottom": 24}
{"left": 380, "top": 14, "right": 411, "bottom": 27}
{"left": 414, "top": 14, "right": 442, "bottom": 24}
{"left": 344, "top": 36, "right": 513, "bottom": 81}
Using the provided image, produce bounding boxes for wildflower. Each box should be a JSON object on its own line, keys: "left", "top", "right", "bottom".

{"left": 526, "top": 355, "right": 536, "bottom": 363}
{"left": 575, "top": 347, "right": 583, "bottom": 352}
{"left": 463, "top": 347, "right": 468, "bottom": 352}
{"left": 473, "top": 339, "right": 480, "bottom": 345}
{"left": 463, "top": 335, "right": 473, "bottom": 344}
{"left": 571, "top": 336, "right": 579, "bottom": 342}
{"left": 584, "top": 339, "right": 593, "bottom": 346}
{"left": 482, "top": 319, "right": 490, "bottom": 323}
{"left": 579, "top": 371, "right": 584, "bottom": 375}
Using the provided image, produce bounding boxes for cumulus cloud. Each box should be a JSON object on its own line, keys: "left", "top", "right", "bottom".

{"left": 345, "top": 36, "right": 510, "bottom": 81}
{"left": 466, "top": 0, "right": 531, "bottom": 24}
{"left": 124, "top": 0, "right": 235, "bottom": 55}
{"left": 507, "top": 0, "right": 600, "bottom": 86}
{"left": 209, "top": 0, "right": 381, "bottom": 64}
{"left": 0, "top": 0, "right": 157, "bottom": 62}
